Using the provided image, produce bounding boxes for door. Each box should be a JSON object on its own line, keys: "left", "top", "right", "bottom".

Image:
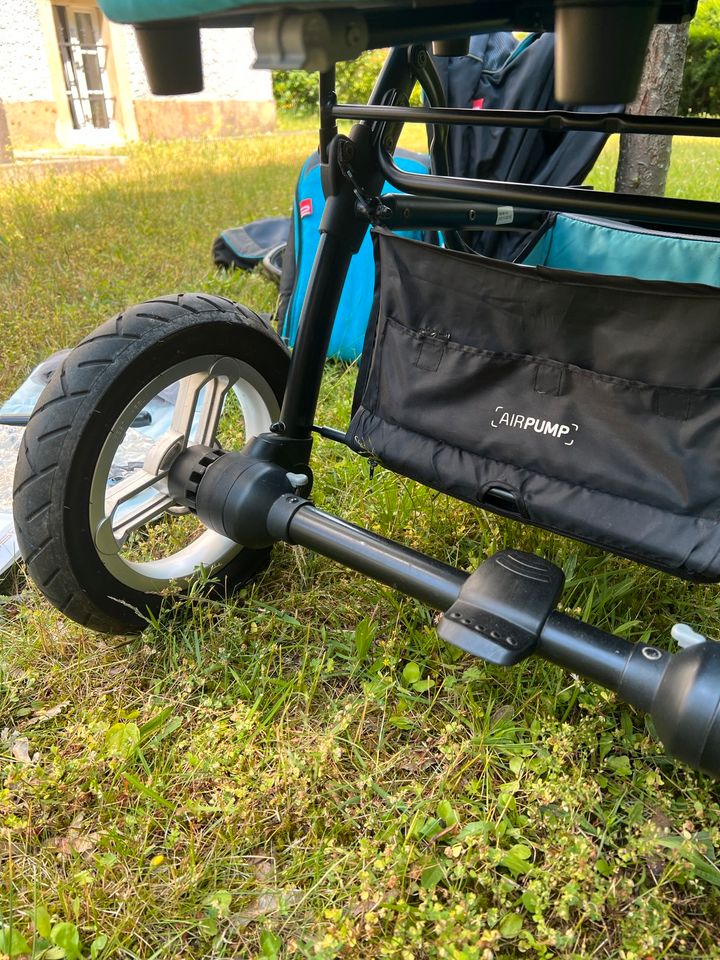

{"left": 53, "top": 4, "right": 115, "bottom": 134}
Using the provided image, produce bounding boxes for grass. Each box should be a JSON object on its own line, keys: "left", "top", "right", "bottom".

{"left": 1, "top": 123, "right": 720, "bottom": 960}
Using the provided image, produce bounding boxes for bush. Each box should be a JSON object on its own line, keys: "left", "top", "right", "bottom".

{"left": 273, "top": 48, "right": 421, "bottom": 114}
{"left": 680, "top": 0, "right": 720, "bottom": 115}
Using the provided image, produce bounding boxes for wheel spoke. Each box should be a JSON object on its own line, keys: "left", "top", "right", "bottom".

{"left": 95, "top": 471, "right": 174, "bottom": 555}
{"left": 193, "top": 374, "right": 234, "bottom": 447}
{"left": 95, "top": 468, "right": 172, "bottom": 547}
{"left": 170, "top": 372, "right": 209, "bottom": 443}
{"left": 171, "top": 359, "right": 242, "bottom": 449}
{"left": 112, "top": 486, "right": 173, "bottom": 544}
{"left": 104, "top": 468, "right": 166, "bottom": 517}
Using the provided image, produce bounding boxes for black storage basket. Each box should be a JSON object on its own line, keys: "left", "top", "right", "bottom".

{"left": 348, "top": 229, "right": 720, "bottom": 581}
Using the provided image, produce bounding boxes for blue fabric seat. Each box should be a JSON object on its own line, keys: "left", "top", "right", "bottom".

{"left": 519, "top": 214, "right": 720, "bottom": 288}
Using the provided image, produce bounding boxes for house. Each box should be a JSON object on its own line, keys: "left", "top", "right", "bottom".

{"left": 0, "top": 0, "right": 275, "bottom": 151}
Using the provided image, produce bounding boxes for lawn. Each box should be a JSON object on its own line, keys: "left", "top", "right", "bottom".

{"left": 1, "top": 125, "right": 720, "bottom": 960}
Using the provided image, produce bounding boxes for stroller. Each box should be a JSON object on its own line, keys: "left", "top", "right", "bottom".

{"left": 13, "top": 0, "right": 720, "bottom": 778}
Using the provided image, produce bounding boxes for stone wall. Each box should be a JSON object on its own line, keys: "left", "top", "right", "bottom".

{"left": 0, "top": 2, "right": 274, "bottom": 149}
{"left": 0, "top": 0, "right": 55, "bottom": 102}
{"left": 0, "top": 0, "right": 57, "bottom": 147}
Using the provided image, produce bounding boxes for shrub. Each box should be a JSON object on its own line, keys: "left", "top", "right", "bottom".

{"left": 680, "top": 0, "right": 720, "bottom": 115}
{"left": 273, "top": 49, "right": 421, "bottom": 114}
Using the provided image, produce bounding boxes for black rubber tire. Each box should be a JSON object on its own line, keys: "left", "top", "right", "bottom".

{"left": 13, "top": 293, "right": 290, "bottom": 634}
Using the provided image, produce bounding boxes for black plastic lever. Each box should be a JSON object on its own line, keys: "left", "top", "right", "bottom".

{"left": 438, "top": 550, "right": 565, "bottom": 665}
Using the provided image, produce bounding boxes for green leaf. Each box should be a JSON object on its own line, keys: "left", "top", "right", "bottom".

{"left": 656, "top": 836, "right": 720, "bottom": 887}
{"left": 499, "top": 852, "right": 532, "bottom": 877}
{"left": 123, "top": 772, "right": 175, "bottom": 810}
{"left": 499, "top": 913, "right": 523, "bottom": 938}
{"left": 388, "top": 714, "right": 414, "bottom": 730}
{"left": 105, "top": 722, "right": 140, "bottom": 759}
{"left": 0, "top": 926, "right": 31, "bottom": 957}
{"left": 51, "top": 922, "right": 81, "bottom": 960}
{"left": 420, "top": 863, "right": 445, "bottom": 889}
{"left": 198, "top": 916, "right": 218, "bottom": 938}
{"left": 202, "top": 890, "right": 232, "bottom": 917}
{"left": 35, "top": 906, "right": 52, "bottom": 940}
{"left": 508, "top": 843, "right": 532, "bottom": 861}
{"left": 259, "top": 929, "right": 282, "bottom": 957}
{"left": 457, "top": 820, "right": 490, "bottom": 841}
{"left": 605, "top": 754, "right": 632, "bottom": 776}
{"left": 353, "top": 617, "right": 376, "bottom": 660}
{"left": 521, "top": 891, "right": 538, "bottom": 913}
{"left": 412, "top": 678, "right": 435, "bottom": 693}
{"left": 595, "top": 858, "right": 613, "bottom": 877}
{"left": 509, "top": 756, "right": 524, "bottom": 776}
{"left": 90, "top": 934, "right": 108, "bottom": 959}
{"left": 138, "top": 706, "right": 174, "bottom": 739}
{"left": 437, "top": 800, "right": 459, "bottom": 827}
{"left": 402, "top": 661, "right": 421, "bottom": 686}
{"left": 690, "top": 858, "right": 720, "bottom": 887}
{"left": 413, "top": 816, "right": 443, "bottom": 841}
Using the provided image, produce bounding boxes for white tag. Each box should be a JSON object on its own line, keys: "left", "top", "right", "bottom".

{"left": 496, "top": 205, "right": 514, "bottom": 226}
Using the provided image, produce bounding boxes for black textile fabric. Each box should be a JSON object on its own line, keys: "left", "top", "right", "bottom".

{"left": 348, "top": 231, "right": 720, "bottom": 581}
{"left": 212, "top": 217, "right": 290, "bottom": 270}
{"left": 433, "top": 34, "right": 622, "bottom": 261}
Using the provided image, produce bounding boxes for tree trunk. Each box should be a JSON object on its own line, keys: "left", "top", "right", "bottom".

{"left": 614, "top": 22, "right": 689, "bottom": 196}
{"left": 0, "top": 99, "right": 12, "bottom": 164}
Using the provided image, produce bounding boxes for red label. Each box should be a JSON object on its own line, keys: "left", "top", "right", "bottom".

{"left": 471, "top": 98, "right": 485, "bottom": 109}
{"left": 299, "top": 198, "right": 313, "bottom": 218}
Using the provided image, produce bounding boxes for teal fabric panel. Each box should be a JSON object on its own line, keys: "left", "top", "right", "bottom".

{"left": 99, "top": 0, "right": 237, "bottom": 22}
{"left": 284, "top": 154, "right": 429, "bottom": 362}
{"left": 99, "top": 0, "right": 399, "bottom": 24}
{"left": 521, "top": 214, "right": 720, "bottom": 287}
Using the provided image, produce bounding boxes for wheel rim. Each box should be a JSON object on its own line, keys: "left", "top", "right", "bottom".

{"left": 88, "top": 355, "right": 279, "bottom": 594}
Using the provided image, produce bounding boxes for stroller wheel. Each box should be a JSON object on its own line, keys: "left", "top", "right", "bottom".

{"left": 13, "top": 294, "right": 289, "bottom": 634}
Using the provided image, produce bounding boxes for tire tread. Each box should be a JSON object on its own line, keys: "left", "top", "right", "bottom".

{"left": 14, "top": 292, "right": 289, "bottom": 635}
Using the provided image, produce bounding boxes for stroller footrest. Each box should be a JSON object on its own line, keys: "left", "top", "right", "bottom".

{"left": 438, "top": 550, "right": 564, "bottom": 665}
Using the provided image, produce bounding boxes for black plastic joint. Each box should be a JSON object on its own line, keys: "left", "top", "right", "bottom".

{"left": 651, "top": 641, "right": 720, "bottom": 776}
{"left": 166, "top": 444, "right": 223, "bottom": 511}
{"left": 267, "top": 493, "right": 312, "bottom": 543}
{"left": 194, "top": 453, "right": 294, "bottom": 549}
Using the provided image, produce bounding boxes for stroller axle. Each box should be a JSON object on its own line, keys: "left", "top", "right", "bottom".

{"left": 169, "top": 440, "right": 720, "bottom": 777}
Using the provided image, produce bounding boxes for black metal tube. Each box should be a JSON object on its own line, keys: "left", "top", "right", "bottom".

{"left": 278, "top": 502, "right": 673, "bottom": 710}
{"left": 261, "top": 491, "right": 719, "bottom": 772}
{"left": 407, "top": 45, "right": 449, "bottom": 177}
{"left": 332, "top": 103, "right": 720, "bottom": 139}
{"left": 377, "top": 147, "right": 720, "bottom": 231}
{"left": 279, "top": 49, "right": 418, "bottom": 440}
{"left": 367, "top": 45, "right": 417, "bottom": 128}
{"left": 279, "top": 234, "right": 356, "bottom": 438}
{"left": 358, "top": 195, "right": 545, "bottom": 231}
{"left": 538, "top": 612, "right": 638, "bottom": 693}
{"left": 319, "top": 67, "right": 337, "bottom": 164}
{"left": 285, "top": 502, "right": 466, "bottom": 611}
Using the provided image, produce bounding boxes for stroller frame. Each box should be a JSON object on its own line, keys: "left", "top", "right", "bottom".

{"left": 167, "top": 47, "right": 720, "bottom": 776}
{"left": 14, "top": 6, "right": 720, "bottom": 776}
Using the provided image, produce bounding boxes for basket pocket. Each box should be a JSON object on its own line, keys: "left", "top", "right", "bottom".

{"left": 349, "top": 230, "right": 720, "bottom": 580}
